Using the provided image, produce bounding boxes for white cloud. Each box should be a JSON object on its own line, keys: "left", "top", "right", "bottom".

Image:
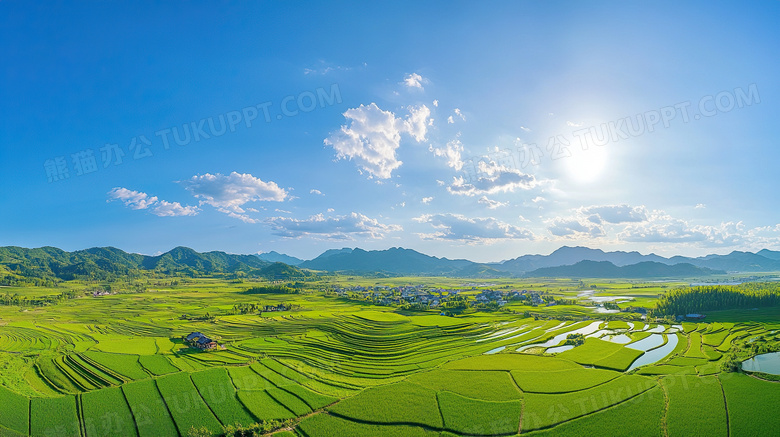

{"left": 310, "top": 189, "right": 324, "bottom": 196}
{"left": 447, "top": 115, "right": 454, "bottom": 124}
{"left": 181, "top": 172, "right": 287, "bottom": 222}
{"left": 266, "top": 212, "right": 401, "bottom": 240}
{"left": 421, "top": 197, "right": 434, "bottom": 204}
{"left": 275, "top": 209, "right": 292, "bottom": 214}
{"left": 151, "top": 200, "right": 199, "bottom": 217}
{"left": 303, "top": 60, "right": 351, "bottom": 75}
{"left": 107, "top": 188, "right": 158, "bottom": 210}
{"left": 454, "top": 108, "right": 465, "bottom": 121}
{"left": 579, "top": 204, "right": 648, "bottom": 224}
{"left": 404, "top": 105, "right": 431, "bottom": 142}
{"left": 432, "top": 100, "right": 439, "bottom": 107}
{"left": 107, "top": 187, "right": 198, "bottom": 217}
{"left": 403, "top": 73, "right": 426, "bottom": 89}
{"left": 546, "top": 204, "right": 647, "bottom": 239}
{"left": 695, "top": 203, "right": 706, "bottom": 209}
{"left": 448, "top": 161, "right": 539, "bottom": 196}
{"left": 617, "top": 212, "right": 745, "bottom": 246}
{"left": 478, "top": 196, "right": 508, "bottom": 209}
{"left": 546, "top": 216, "right": 606, "bottom": 239}
{"left": 520, "top": 126, "right": 531, "bottom": 132}
{"left": 430, "top": 138, "right": 464, "bottom": 171}
{"left": 531, "top": 196, "right": 545, "bottom": 203}
{"left": 567, "top": 121, "right": 584, "bottom": 127}
{"left": 324, "top": 103, "right": 431, "bottom": 179}
{"left": 618, "top": 216, "right": 708, "bottom": 243}
{"left": 415, "top": 213, "right": 534, "bottom": 243}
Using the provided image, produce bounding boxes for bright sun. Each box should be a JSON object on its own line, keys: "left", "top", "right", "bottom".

{"left": 563, "top": 146, "right": 608, "bottom": 183}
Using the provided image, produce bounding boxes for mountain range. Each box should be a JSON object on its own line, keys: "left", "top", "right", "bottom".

{"left": 526, "top": 260, "right": 724, "bottom": 278}
{"left": 0, "top": 246, "right": 309, "bottom": 282}
{"left": 2, "top": 245, "right": 779, "bottom": 282}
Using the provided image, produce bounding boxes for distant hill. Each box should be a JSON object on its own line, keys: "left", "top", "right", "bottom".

{"left": 525, "top": 260, "right": 725, "bottom": 278}
{"left": 3, "top": 244, "right": 778, "bottom": 282}
{"left": 256, "top": 251, "right": 304, "bottom": 266}
{"left": 300, "top": 247, "right": 477, "bottom": 276}
{"left": 493, "top": 245, "right": 780, "bottom": 274}
{"left": 0, "top": 246, "right": 276, "bottom": 282}
{"left": 257, "top": 262, "right": 313, "bottom": 280}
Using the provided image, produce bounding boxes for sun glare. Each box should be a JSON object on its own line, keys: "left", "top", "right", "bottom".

{"left": 563, "top": 146, "right": 608, "bottom": 183}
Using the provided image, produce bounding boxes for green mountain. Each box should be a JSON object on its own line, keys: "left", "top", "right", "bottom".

{"left": 525, "top": 260, "right": 725, "bottom": 278}
{"left": 256, "top": 251, "right": 304, "bottom": 266}
{"left": 258, "top": 262, "right": 314, "bottom": 280}
{"left": 0, "top": 246, "right": 306, "bottom": 282}
{"left": 300, "top": 247, "right": 477, "bottom": 276}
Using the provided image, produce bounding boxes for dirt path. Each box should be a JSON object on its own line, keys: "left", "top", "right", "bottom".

{"left": 659, "top": 377, "right": 670, "bottom": 437}
{"left": 716, "top": 374, "right": 730, "bottom": 437}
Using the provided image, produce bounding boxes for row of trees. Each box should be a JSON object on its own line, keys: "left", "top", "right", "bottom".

{"left": 243, "top": 285, "right": 300, "bottom": 295}
{"left": 0, "top": 290, "right": 78, "bottom": 307}
{"left": 652, "top": 284, "right": 780, "bottom": 316}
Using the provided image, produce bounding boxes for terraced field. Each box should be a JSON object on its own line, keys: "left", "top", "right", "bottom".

{"left": 1, "top": 278, "right": 779, "bottom": 436}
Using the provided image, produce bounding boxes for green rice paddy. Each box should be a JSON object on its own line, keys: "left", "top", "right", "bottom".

{"left": 0, "top": 276, "right": 778, "bottom": 436}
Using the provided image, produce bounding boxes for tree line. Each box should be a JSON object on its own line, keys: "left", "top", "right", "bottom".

{"left": 652, "top": 283, "right": 780, "bottom": 316}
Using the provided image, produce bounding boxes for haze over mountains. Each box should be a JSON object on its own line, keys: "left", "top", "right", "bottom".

{"left": 269, "top": 245, "right": 777, "bottom": 277}
{"left": 3, "top": 245, "right": 779, "bottom": 282}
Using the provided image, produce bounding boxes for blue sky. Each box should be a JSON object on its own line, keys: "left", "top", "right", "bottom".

{"left": 1, "top": 1, "right": 779, "bottom": 262}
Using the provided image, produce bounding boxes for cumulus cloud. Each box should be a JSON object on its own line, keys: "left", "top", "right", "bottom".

{"left": 432, "top": 100, "right": 439, "bottom": 107}
{"left": 453, "top": 108, "right": 465, "bottom": 121}
{"left": 546, "top": 216, "right": 606, "bottom": 239}
{"left": 579, "top": 204, "right": 648, "bottom": 224}
{"left": 324, "top": 103, "right": 431, "bottom": 179}
{"left": 448, "top": 161, "right": 538, "bottom": 196}
{"left": 415, "top": 213, "right": 534, "bottom": 243}
{"left": 478, "top": 196, "right": 508, "bottom": 209}
{"left": 181, "top": 172, "right": 287, "bottom": 222}
{"left": 107, "top": 188, "right": 198, "bottom": 217}
{"left": 151, "top": 200, "right": 199, "bottom": 217}
{"left": 447, "top": 116, "right": 454, "bottom": 124}
{"left": 421, "top": 197, "right": 434, "bottom": 204}
{"left": 546, "top": 204, "right": 648, "bottom": 239}
{"left": 404, "top": 105, "right": 431, "bottom": 142}
{"left": 107, "top": 188, "right": 158, "bottom": 210}
{"left": 616, "top": 213, "right": 744, "bottom": 246}
{"left": 403, "top": 73, "right": 426, "bottom": 89}
{"left": 430, "top": 138, "right": 464, "bottom": 171}
{"left": 266, "top": 212, "right": 401, "bottom": 240}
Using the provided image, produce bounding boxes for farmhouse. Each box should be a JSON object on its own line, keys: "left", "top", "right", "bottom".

{"left": 676, "top": 313, "right": 706, "bottom": 321}
{"left": 185, "top": 332, "right": 219, "bottom": 349}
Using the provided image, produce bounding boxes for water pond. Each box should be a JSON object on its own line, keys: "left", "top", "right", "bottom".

{"left": 627, "top": 333, "right": 679, "bottom": 371}
{"left": 742, "top": 352, "right": 780, "bottom": 374}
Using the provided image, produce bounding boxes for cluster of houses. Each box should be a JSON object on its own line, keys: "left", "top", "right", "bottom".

{"left": 185, "top": 332, "right": 220, "bottom": 350}
{"left": 333, "top": 283, "right": 549, "bottom": 310}
{"left": 676, "top": 313, "right": 706, "bottom": 321}
{"left": 473, "top": 289, "right": 545, "bottom": 307}
{"left": 263, "top": 303, "right": 291, "bottom": 312}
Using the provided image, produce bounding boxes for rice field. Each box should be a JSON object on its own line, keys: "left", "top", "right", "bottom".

{"left": 662, "top": 375, "right": 727, "bottom": 437}
{"left": 121, "top": 379, "right": 178, "bottom": 437}
{"left": 80, "top": 386, "right": 137, "bottom": 437}
{"left": 0, "top": 276, "right": 778, "bottom": 436}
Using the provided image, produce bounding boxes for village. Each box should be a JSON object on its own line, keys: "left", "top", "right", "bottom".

{"left": 331, "top": 284, "right": 550, "bottom": 311}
